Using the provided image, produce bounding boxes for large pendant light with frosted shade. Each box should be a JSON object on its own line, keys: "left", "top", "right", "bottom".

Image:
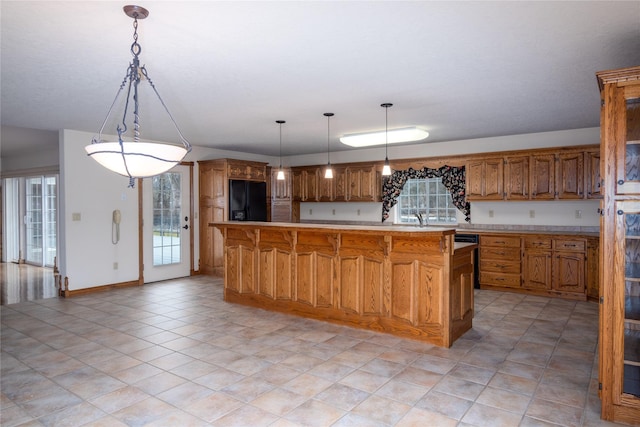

{"left": 85, "top": 5, "right": 191, "bottom": 188}
{"left": 381, "top": 103, "right": 393, "bottom": 176}
{"left": 324, "top": 113, "right": 334, "bottom": 179}
{"left": 276, "top": 120, "right": 286, "bottom": 180}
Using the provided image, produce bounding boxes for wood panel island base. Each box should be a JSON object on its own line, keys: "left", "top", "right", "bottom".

{"left": 211, "top": 222, "right": 476, "bottom": 347}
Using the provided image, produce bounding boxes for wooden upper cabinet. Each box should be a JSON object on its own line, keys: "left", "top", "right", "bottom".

{"left": 305, "top": 168, "right": 320, "bottom": 202}
{"left": 333, "top": 166, "right": 347, "bottom": 201}
{"left": 318, "top": 171, "right": 335, "bottom": 202}
{"left": 227, "top": 159, "right": 267, "bottom": 181}
{"left": 585, "top": 150, "right": 602, "bottom": 199}
{"left": 556, "top": 152, "right": 584, "bottom": 199}
{"left": 347, "top": 165, "right": 380, "bottom": 201}
{"left": 466, "top": 158, "right": 504, "bottom": 200}
{"left": 291, "top": 169, "right": 303, "bottom": 201}
{"left": 530, "top": 154, "right": 555, "bottom": 199}
{"left": 505, "top": 156, "right": 529, "bottom": 200}
{"left": 291, "top": 167, "right": 320, "bottom": 202}
{"left": 271, "top": 168, "right": 291, "bottom": 201}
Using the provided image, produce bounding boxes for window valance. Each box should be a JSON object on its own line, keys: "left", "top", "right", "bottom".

{"left": 381, "top": 165, "right": 471, "bottom": 223}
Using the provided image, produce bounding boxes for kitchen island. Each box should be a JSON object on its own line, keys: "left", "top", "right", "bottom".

{"left": 210, "top": 222, "right": 476, "bottom": 347}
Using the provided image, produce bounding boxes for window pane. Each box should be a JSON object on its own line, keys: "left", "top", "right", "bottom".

{"left": 152, "top": 173, "right": 182, "bottom": 265}
{"left": 395, "top": 178, "right": 458, "bottom": 225}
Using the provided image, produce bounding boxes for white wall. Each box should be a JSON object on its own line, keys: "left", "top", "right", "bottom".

{"left": 60, "top": 130, "right": 141, "bottom": 290}
{"left": 469, "top": 200, "right": 600, "bottom": 226}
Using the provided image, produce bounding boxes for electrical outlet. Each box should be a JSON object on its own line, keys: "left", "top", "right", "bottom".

{"left": 113, "top": 262, "right": 118, "bottom": 270}
{"left": 357, "top": 209, "right": 361, "bottom": 216}
{"left": 575, "top": 210, "right": 582, "bottom": 219}
{"left": 488, "top": 210, "right": 494, "bottom": 218}
{"left": 309, "top": 209, "right": 312, "bottom": 215}
{"left": 332, "top": 209, "right": 336, "bottom": 215}
{"left": 529, "top": 210, "right": 535, "bottom": 218}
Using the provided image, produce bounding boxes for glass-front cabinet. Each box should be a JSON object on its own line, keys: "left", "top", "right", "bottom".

{"left": 598, "top": 65, "right": 640, "bottom": 425}
{"left": 617, "top": 94, "right": 640, "bottom": 195}
{"left": 619, "top": 202, "right": 640, "bottom": 398}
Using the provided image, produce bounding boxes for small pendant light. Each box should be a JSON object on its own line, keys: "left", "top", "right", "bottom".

{"left": 381, "top": 103, "right": 393, "bottom": 176}
{"left": 324, "top": 113, "right": 334, "bottom": 179}
{"left": 276, "top": 120, "right": 286, "bottom": 180}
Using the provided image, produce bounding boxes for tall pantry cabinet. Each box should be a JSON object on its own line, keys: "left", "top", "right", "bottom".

{"left": 597, "top": 65, "right": 640, "bottom": 425}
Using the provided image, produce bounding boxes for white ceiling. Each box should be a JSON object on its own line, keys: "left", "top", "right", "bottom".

{"left": 2, "top": 1, "right": 639, "bottom": 159}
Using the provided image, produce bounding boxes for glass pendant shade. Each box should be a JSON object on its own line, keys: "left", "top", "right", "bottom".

{"left": 85, "top": 141, "right": 187, "bottom": 178}
{"left": 382, "top": 158, "right": 392, "bottom": 176}
{"left": 86, "top": 5, "right": 191, "bottom": 187}
{"left": 381, "top": 103, "right": 393, "bottom": 177}
{"left": 276, "top": 120, "right": 286, "bottom": 180}
{"left": 324, "top": 166, "right": 333, "bottom": 179}
{"left": 324, "top": 112, "right": 334, "bottom": 179}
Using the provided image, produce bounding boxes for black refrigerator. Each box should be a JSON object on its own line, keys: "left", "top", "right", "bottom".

{"left": 229, "top": 180, "right": 267, "bottom": 221}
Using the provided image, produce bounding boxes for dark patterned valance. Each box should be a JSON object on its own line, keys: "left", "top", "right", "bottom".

{"left": 381, "top": 165, "right": 471, "bottom": 223}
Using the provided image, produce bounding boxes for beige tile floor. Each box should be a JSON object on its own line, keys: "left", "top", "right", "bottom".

{"left": 0, "top": 273, "right": 628, "bottom": 426}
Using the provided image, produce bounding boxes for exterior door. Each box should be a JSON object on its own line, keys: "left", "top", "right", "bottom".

{"left": 143, "top": 164, "right": 191, "bottom": 283}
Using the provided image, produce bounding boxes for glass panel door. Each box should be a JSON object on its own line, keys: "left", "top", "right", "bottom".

{"left": 44, "top": 176, "right": 57, "bottom": 267}
{"left": 23, "top": 176, "right": 57, "bottom": 267}
{"left": 25, "top": 177, "right": 43, "bottom": 265}
{"left": 142, "top": 165, "right": 191, "bottom": 283}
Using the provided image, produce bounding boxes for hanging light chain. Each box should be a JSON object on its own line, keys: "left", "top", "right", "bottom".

{"left": 324, "top": 113, "right": 334, "bottom": 165}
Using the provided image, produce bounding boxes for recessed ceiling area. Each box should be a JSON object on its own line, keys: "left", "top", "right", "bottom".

{"left": 1, "top": 1, "right": 639, "bottom": 159}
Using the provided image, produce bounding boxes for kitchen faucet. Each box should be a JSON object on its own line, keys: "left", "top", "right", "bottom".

{"left": 415, "top": 212, "right": 425, "bottom": 227}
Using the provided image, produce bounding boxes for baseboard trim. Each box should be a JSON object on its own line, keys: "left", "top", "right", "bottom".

{"left": 63, "top": 280, "right": 141, "bottom": 297}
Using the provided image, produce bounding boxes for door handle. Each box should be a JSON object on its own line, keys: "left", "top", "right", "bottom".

{"left": 183, "top": 224, "right": 189, "bottom": 230}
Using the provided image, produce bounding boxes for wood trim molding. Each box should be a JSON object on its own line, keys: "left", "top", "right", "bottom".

{"left": 63, "top": 279, "right": 141, "bottom": 298}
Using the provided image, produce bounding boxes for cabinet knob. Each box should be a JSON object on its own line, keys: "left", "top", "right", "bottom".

{"left": 618, "top": 180, "right": 624, "bottom": 185}
{"left": 617, "top": 210, "right": 624, "bottom": 215}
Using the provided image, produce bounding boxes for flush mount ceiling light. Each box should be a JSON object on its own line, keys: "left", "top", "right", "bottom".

{"left": 340, "top": 127, "right": 429, "bottom": 148}
{"left": 324, "top": 113, "right": 334, "bottom": 179}
{"left": 85, "top": 5, "right": 191, "bottom": 188}
{"left": 276, "top": 120, "right": 286, "bottom": 181}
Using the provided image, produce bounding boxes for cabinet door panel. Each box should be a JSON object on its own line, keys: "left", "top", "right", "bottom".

{"left": 531, "top": 154, "right": 555, "bottom": 199}
{"left": 505, "top": 156, "right": 529, "bottom": 200}
{"left": 484, "top": 159, "right": 504, "bottom": 199}
{"left": 305, "top": 169, "right": 320, "bottom": 202}
{"left": 557, "top": 153, "right": 584, "bottom": 199}
{"left": 292, "top": 170, "right": 303, "bottom": 201}
{"left": 523, "top": 251, "right": 552, "bottom": 290}
{"left": 466, "top": 161, "right": 485, "bottom": 199}
{"left": 553, "top": 252, "right": 585, "bottom": 293}
{"left": 586, "top": 150, "right": 602, "bottom": 199}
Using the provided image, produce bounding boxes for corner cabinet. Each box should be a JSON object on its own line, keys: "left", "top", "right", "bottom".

{"left": 198, "top": 159, "right": 267, "bottom": 276}
{"left": 597, "top": 65, "right": 640, "bottom": 425}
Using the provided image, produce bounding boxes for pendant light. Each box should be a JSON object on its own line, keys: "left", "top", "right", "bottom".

{"left": 381, "top": 103, "right": 393, "bottom": 176}
{"left": 276, "top": 120, "right": 286, "bottom": 180}
{"left": 324, "top": 113, "right": 334, "bottom": 179}
{"left": 85, "top": 5, "right": 191, "bottom": 188}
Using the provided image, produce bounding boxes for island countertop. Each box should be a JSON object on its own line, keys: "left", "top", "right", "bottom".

{"left": 209, "top": 220, "right": 455, "bottom": 235}
{"left": 211, "top": 221, "right": 475, "bottom": 347}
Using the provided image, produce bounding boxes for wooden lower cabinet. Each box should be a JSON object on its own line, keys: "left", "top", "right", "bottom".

{"left": 522, "top": 235, "right": 552, "bottom": 292}
{"left": 213, "top": 222, "right": 474, "bottom": 347}
{"left": 480, "top": 232, "right": 596, "bottom": 300}
{"left": 479, "top": 235, "right": 521, "bottom": 288}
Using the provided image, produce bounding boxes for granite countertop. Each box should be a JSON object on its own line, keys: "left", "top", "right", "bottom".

{"left": 210, "top": 221, "right": 456, "bottom": 234}
{"left": 456, "top": 228, "right": 599, "bottom": 237}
